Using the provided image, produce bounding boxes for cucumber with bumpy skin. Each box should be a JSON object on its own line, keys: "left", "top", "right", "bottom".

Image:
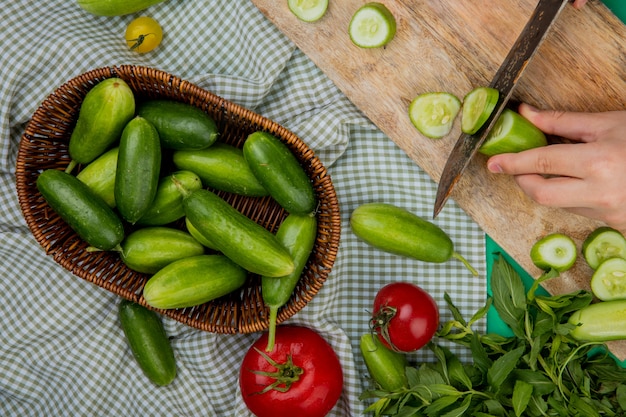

{"left": 36, "top": 169, "right": 124, "bottom": 251}
{"left": 67, "top": 78, "right": 135, "bottom": 172}
{"left": 115, "top": 116, "right": 162, "bottom": 224}
{"left": 182, "top": 188, "right": 295, "bottom": 277}
{"left": 118, "top": 299, "right": 176, "bottom": 386}
{"left": 143, "top": 254, "right": 247, "bottom": 309}
{"left": 350, "top": 203, "right": 477, "bottom": 275}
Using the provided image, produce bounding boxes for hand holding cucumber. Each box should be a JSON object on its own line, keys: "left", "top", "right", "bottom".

{"left": 487, "top": 104, "right": 626, "bottom": 233}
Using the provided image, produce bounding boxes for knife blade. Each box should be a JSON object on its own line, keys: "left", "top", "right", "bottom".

{"left": 432, "top": 0, "right": 568, "bottom": 218}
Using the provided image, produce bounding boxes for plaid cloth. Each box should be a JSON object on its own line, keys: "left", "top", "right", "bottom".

{"left": 0, "top": 1, "right": 486, "bottom": 415}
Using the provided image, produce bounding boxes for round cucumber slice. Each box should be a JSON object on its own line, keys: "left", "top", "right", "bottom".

{"left": 583, "top": 226, "right": 626, "bottom": 270}
{"left": 408, "top": 92, "right": 461, "bottom": 139}
{"left": 591, "top": 257, "right": 626, "bottom": 301}
{"left": 288, "top": 0, "right": 329, "bottom": 22}
{"left": 530, "top": 233, "right": 577, "bottom": 272}
{"left": 349, "top": 2, "right": 396, "bottom": 48}
{"left": 461, "top": 87, "right": 499, "bottom": 134}
{"left": 479, "top": 108, "right": 547, "bottom": 156}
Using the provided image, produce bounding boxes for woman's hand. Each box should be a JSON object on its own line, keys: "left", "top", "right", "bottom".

{"left": 572, "top": 0, "right": 588, "bottom": 9}
{"left": 487, "top": 104, "right": 626, "bottom": 233}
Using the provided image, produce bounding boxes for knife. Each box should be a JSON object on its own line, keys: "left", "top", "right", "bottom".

{"left": 432, "top": 0, "right": 569, "bottom": 218}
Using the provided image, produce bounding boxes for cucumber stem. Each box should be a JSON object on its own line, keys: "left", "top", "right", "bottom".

{"left": 452, "top": 252, "right": 479, "bottom": 276}
{"left": 65, "top": 160, "right": 78, "bottom": 174}
{"left": 265, "top": 306, "right": 279, "bottom": 353}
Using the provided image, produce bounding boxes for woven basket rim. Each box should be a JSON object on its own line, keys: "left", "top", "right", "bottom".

{"left": 15, "top": 65, "right": 341, "bottom": 334}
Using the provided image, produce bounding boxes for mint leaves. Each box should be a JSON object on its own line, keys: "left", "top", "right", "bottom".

{"left": 360, "top": 255, "right": 626, "bottom": 416}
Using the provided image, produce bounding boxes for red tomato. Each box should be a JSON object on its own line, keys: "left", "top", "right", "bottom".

{"left": 371, "top": 282, "right": 439, "bottom": 352}
{"left": 239, "top": 325, "right": 343, "bottom": 417}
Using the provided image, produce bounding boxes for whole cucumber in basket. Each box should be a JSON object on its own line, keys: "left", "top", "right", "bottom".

{"left": 136, "top": 99, "right": 219, "bottom": 150}
{"left": 243, "top": 131, "right": 317, "bottom": 215}
{"left": 182, "top": 188, "right": 295, "bottom": 277}
{"left": 350, "top": 203, "right": 478, "bottom": 275}
{"left": 76, "top": 147, "right": 119, "bottom": 208}
{"left": 136, "top": 170, "right": 203, "bottom": 226}
{"left": 143, "top": 254, "right": 247, "bottom": 309}
{"left": 36, "top": 169, "right": 124, "bottom": 251}
{"left": 77, "top": 0, "right": 168, "bottom": 16}
{"left": 118, "top": 299, "right": 176, "bottom": 386}
{"left": 66, "top": 78, "right": 135, "bottom": 173}
{"left": 115, "top": 116, "right": 162, "bottom": 224}
{"left": 172, "top": 143, "right": 268, "bottom": 197}
{"left": 119, "top": 227, "right": 205, "bottom": 274}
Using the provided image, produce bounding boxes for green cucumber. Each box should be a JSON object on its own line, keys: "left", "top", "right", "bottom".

{"left": 143, "top": 254, "right": 247, "bottom": 309}
{"left": 137, "top": 171, "right": 203, "bottom": 226}
{"left": 172, "top": 143, "right": 268, "bottom": 197}
{"left": 119, "top": 227, "right": 205, "bottom": 274}
{"left": 288, "top": 0, "right": 329, "bottom": 22}
{"left": 348, "top": 2, "right": 397, "bottom": 48}
{"left": 568, "top": 300, "right": 626, "bottom": 342}
{"left": 461, "top": 87, "right": 499, "bottom": 134}
{"left": 67, "top": 78, "right": 135, "bottom": 172}
{"left": 76, "top": 147, "right": 119, "bottom": 208}
{"left": 184, "top": 217, "right": 218, "bottom": 251}
{"left": 182, "top": 189, "right": 295, "bottom": 277}
{"left": 409, "top": 92, "right": 461, "bottom": 139}
{"left": 36, "top": 169, "right": 124, "bottom": 251}
{"left": 243, "top": 131, "right": 317, "bottom": 215}
{"left": 590, "top": 258, "right": 626, "bottom": 301}
{"left": 262, "top": 213, "right": 317, "bottom": 352}
{"left": 136, "top": 100, "right": 219, "bottom": 150}
{"left": 118, "top": 299, "right": 176, "bottom": 386}
{"left": 479, "top": 108, "right": 547, "bottom": 156}
{"left": 115, "top": 116, "right": 162, "bottom": 224}
{"left": 350, "top": 203, "right": 477, "bottom": 275}
{"left": 582, "top": 226, "right": 626, "bottom": 270}
{"left": 530, "top": 233, "right": 577, "bottom": 272}
{"left": 360, "top": 333, "right": 408, "bottom": 391}
{"left": 77, "top": 0, "right": 168, "bottom": 16}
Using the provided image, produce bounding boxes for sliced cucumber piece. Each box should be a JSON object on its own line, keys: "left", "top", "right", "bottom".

{"left": 591, "top": 258, "right": 626, "bottom": 301}
{"left": 530, "top": 233, "right": 577, "bottom": 272}
{"left": 408, "top": 92, "right": 461, "bottom": 139}
{"left": 348, "top": 2, "right": 396, "bottom": 48}
{"left": 461, "top": 87, "right": 499, "bottom": 134}
{"left": 479, "top": 108, "right": 547, "bottom": 156}
{"left": 583, "top": 226, "right": 626, "bottom": 270}
{"left": 288, "top": 0, "right": 328, "bottom": 22}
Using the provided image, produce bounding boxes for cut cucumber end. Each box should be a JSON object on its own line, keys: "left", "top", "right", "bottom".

{"left": 591, "top": 257, "right": 626, "bottom": 301}
{"left": 530, "top": 233, "right": 577, "bottom": 272}
{"left": 408, "top": 92, "right": 461, "bottom": 139}
{"left": 479, "top": 108, "right": 547, "bottom": 156}
{"left": 461, "top": 87, "right": 499, "bottom": 134}
{"left": 349, "top": 2, "right": 397, "bottom": 48}
{"left": 288, "top": 0, "right": 329, "bottom": 22}
{"left": 583, "top": 226, "right": 626, "bottom": 270}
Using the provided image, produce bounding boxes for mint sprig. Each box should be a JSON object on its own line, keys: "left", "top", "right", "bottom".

{"left": 360, "top": 255, "right": 626, "bottom": 416}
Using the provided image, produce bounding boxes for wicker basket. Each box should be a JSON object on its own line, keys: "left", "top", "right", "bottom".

{"left": 15, "top": 65, "right": 341, "bottom": 334}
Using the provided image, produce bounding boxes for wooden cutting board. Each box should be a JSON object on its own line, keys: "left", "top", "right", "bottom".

{"left": 251, "top": 0, "right": 626, "bottom": 355}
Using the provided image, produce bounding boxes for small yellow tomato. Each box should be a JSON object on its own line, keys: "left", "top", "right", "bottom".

{"left": 125, "top": 16, "right": 163, "bottom": 53}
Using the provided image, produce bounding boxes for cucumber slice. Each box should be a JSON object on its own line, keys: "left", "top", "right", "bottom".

{"left": 530, "top": 233, "right": 577, "bottom": 272}
{"left": 461, "top": 87, "right": 499, "bottom": 134}
{"left": 408, "top": 92, "right": 461, "bottom": 139}
{"left": 288, "top": 0, "right": 328, "bottom": 22}
{"left": 479, "top": 108, "right": 547, "bottom": 156}
{"left": 348, "top": 2, "right": 396, "bottom": 48}
{"left": 591, "top": 257, "right": 626, "bottom": 301}
{"left": 583, "top": 226, "right": 626, "bottom": 270}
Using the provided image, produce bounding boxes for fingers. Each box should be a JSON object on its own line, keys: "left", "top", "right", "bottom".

{"left": 517, "top": 103, "right": 602, "bottom": 142}
{"left": 571, "top": 0, "right": 588, "bottom": 9}
{"left": 487, "top": 143, "right": 586, "bottom": 177}
{"left": 512, "top": 174, "right": 587, "bottom": 208}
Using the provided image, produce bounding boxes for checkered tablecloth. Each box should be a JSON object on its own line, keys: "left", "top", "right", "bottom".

{"left": 0, "top": 1, "right": 486, "bottom": 415}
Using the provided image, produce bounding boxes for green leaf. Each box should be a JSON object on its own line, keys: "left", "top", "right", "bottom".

{"left": 423, "top": 395, "right": 462, "bottom": 415}
{"left": 491, "top": 255, "right": 526, "bottom": 338}
{"left": 429, "top": 384, "right": 463, "bottom": 397}
{"left": 469, "top": 298, "right": 492, "bottom": 326}
{"left": 444, "top": 292, "right": 467, "bottom": 327}
{"left": 616, "top": 384, "right": 626, "bottom": 412}
{"left": 487, "top": 345, "right": 525, "bottom": 390}
{"left": 483, "top": 399, "right": 506, "bottom": 416}
{"left": 470, "top": 332, "right": 492, "bottom": 374}
{"left": 441, "top": 394, "right": 472, "bottom": 417}
{"left": 512, "top": 380, "right": 533, "bottom": 416}
{"left": 512, "top": 369, "right": 556, "bottom": 396}
{"left": 570, "top": 394, "right": 601, "bottom": 417}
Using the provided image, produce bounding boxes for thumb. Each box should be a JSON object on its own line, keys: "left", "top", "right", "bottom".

{"left": 518, "top": 103, "right": 599, "bottom": 142}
